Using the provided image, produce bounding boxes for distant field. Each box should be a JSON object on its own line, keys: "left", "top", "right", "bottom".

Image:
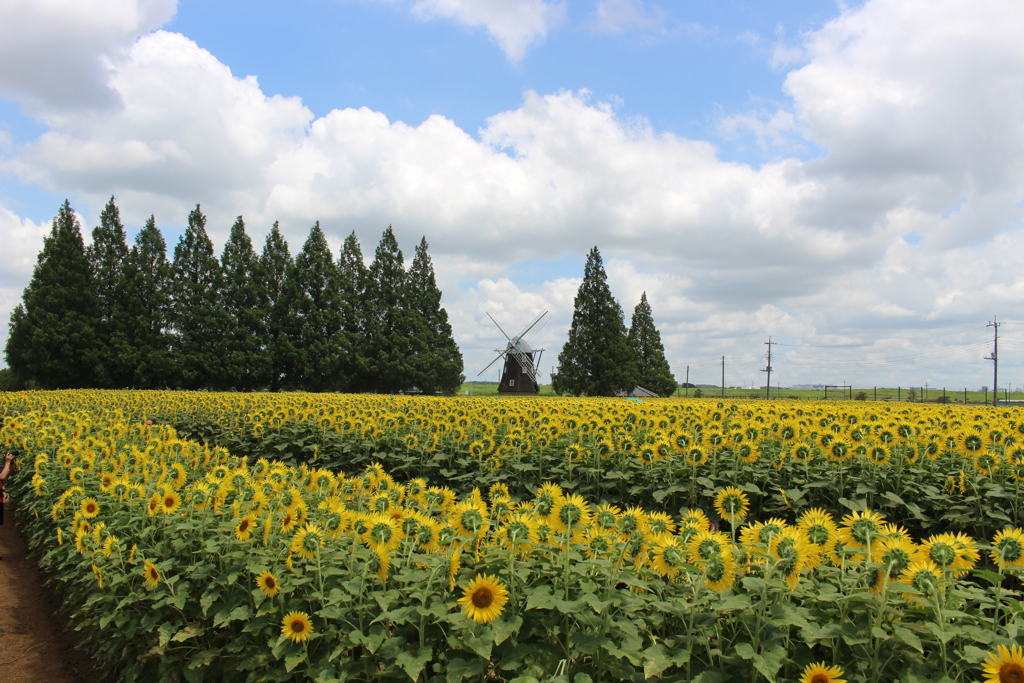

{"left": 459, "top": 382, "right": 1023, "bottom": 404}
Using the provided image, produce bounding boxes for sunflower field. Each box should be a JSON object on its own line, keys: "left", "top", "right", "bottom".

{"left": 2, "top": 390, "right": 1024, "bottom": 682}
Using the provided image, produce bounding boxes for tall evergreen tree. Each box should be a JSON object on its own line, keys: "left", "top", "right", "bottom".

{"left": 628, "top": 292, "right": 677, "bottom": 396}
{"left": 260, "top": 222, "right": 292, "bottom": 391}
{"left": 552, "top": 246, "right": 637, "bottom": 396}
{"left": 407, "top": 237, "right": 464, "bottom": 394}
{"left": 278, "top": 222, "right": 346, "bottom": 391}
{"left": 4, "top": 305, "right": 30, "bottom": 389}
{"left": 170, "top": 205, "right": 226, "bottom": 389}
{"left": 86, "top": 196, "right": 131, "bottom": 387}
{"left": 4, "top": 200, "right": 103, "bottom": 388}
{"left": 337, "top": 231, "right": 371, "bottom": 392}
{"left": 365, "top": 226, "right": 414, "bottom": 393}
{"left": 116, "top": 216, "right": 174, "bottom": 388}
{"left": 219, "top": 216, "right": 268, "bottom": 391}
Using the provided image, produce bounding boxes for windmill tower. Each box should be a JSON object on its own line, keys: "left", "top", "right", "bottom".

{"left": 477, "top": 310, "right": 551, "bottom": 395}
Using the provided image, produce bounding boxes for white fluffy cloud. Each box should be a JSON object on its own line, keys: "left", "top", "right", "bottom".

{"left": 589, "top": 0, "right": 666, "bottom": 34}
{"left": 372, "top": 0, "right": 566, "bottom": 61}
{"left": 0, "top": 0, "right": 177, "bottom": 111}
{"left": 3, "top": 0, "right": 1024, "bottom": 386}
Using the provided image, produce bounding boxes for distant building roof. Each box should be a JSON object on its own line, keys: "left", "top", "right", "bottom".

{"left": 615, "top": 385, "right": 659, "bottom": 398}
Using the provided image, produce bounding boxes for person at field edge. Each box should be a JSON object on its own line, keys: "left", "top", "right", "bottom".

{"left": 0, "top": 450, "right": 14, "bottom": 560}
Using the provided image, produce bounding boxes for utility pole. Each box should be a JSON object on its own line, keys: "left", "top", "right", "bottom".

{"left": 987, "top": 317, "right": 1001, "bottom": 407}
{"left": 685, "top": 365, "right": 689, "bottom": 398}
{"left": 761, "top": 337, "right": 776, "bottom": 400}
{"left": 721, "top": 356, "right": 725, "bottom": 398}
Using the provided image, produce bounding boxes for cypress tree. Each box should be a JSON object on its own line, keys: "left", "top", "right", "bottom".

{"left": 260, "top": 222, "right": 292, "bottom": 391}
{"left": 628, "top": 292, "right": 677, "bottom": 396}
{"left": 4, "top": 305, "right": 30, "bottom": 389}
{"left": 219, "top": 216, "right": 268, "bottom": 391}
{"left": 170, "top": 205, "right": 226, "bottom": 389}
{"left": 552, "top": 246, "right": 637, "bottom": 396}
{"left": 337, "top": 231, "right": 371, "bottom": 392}
{"left": 86, "top": 196, "right": 131, "bottom": 387}
{"left": 365, "top": 226, "right": 414, "bottom": 393}
{"left": 4, "top": 200, "right": 103, "bottom": 388}
{"left": 117, "top": 216, "right": 174, "bottom": 389}
{"left": 407, "top": 237, "right": 464, "bottom": 394}
{"left": 278, "top": 222, "right": 346, "bottom": 391}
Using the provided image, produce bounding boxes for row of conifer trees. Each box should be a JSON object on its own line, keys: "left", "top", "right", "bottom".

{"left": 4, "top": 198, "right": 464, "bottom": 393}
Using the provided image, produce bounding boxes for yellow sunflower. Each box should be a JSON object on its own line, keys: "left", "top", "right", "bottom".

{"left": 981, "top": 643, "right": 1024, "bottom": 683}
{"left": 280, "top": 507, "right": 299, "bottom": 533}
{"left": 679, "top": 508, "right": 711, "bottom": 532}
{"left": 549, "top": 493, "right": 592, "bottom": 534}
{"left": 688, "top": 530, "right": 731, "bottom": 563}
{"left": 255, "top": 570, "right": 280, "bottom": 597}
{"left": 457, "top": 574, "right": 509, "bottom": 624}
{"left": 91, "top": 564, "right": 103, "bottom": 588}
{"left": 368, "top": 546, "right": 391, "bottom": 580}
{"left": 290, "top": 523, "right": 324, "bottom": 560}
{"left": 645, "top": 511, "right": 676, "bottom": 537}
{"left": 235, "top": 513, "right": 257, "bottom": 541}
{"left": 702, "top": 551, "right": 737, "bottom": 593}
{"left": 871, "top": 536, "right": 916, "bottom": 593}
{"left": 991, "top": 528, "right": 1024, "bottom": 571}
{"left": 594, "top": 504, "right": 622, "bottom": 531}
{"left": 713, "top": 486, "right": 749, "bottom": 524}
{"left": 142, "top": 560, "right": 161, "bottom": 589}
{"left": 161, "top": 488, "right": 181, "bottom": 515}
{"left": 799, "top": 662, "right": 846, "bottom": 683}
{"left": 80, "top": 498, "right": 100, "bottom": 518}
{"left": 650, "top": 533, "right": 689, "bottom": 579}
{"left": 798, "top": 508, "right": 838, "bottom": 549}
{"left": 838, "top": 509, "right": 886, "bottom": 553}
{"left": 450, "top": 500, "right": 490, "bottom": 539}
{"left": 918, "top": 532, "right": 972, "bottom": 574}
{"left": 363, "top": 514, "right": 405, "bottom": 553}
{"left": 897, "top": 559, "right": 944, "bottom": 606}
{"left": 281, "top": 611, "right": 314, "bottom": 643}
{"left": 499, "top": 514, "right": 539, "bottom": 555}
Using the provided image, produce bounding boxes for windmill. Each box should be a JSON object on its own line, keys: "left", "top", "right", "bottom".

{"left": 476, "top": 310, "right": 551, "bottom": 394}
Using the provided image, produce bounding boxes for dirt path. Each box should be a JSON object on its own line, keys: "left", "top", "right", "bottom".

{"left": 0, "top": 507, "right": 99, "bottom": 683}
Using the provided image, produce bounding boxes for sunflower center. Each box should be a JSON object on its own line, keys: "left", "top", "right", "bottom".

{"left": 471, "top": 586, "right": 495, "bottom": 609}
{"left": 810, "top": 675, "right": 829, "bottom": 683}
{"left": 265, "top": 577, "right": 276, "bottom": 590}
{"left": 1001, "top": 663, "right": 1024, "bottom": 683}
{"left": 290, "top": 621, "right": 304, "bottom": 633}
{"left": 239, "top": 520, "right": 250, "bottom": 533}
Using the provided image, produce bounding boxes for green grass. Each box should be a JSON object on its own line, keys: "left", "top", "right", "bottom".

{"left": 459, "top": 382, "right": 1022, "bottom": 405}
{"left": 458, "top": 382, "right": 558, "bottom": 396}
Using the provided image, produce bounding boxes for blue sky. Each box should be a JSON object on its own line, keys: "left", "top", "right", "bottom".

{"left": 163, "top": 0, "right": 837, "bottom": 162}
{"left": 2, "top": 0, "right": 1024, "bottom": 390}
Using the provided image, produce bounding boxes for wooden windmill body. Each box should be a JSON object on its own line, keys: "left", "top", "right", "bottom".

{"left": 477, "top": 310, "right": 551, "bottom": 395}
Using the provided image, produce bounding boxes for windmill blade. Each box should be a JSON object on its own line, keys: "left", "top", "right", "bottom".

{"left": 519, "top": 310, "right": 551, "bottom": 346}
{"left": 475, "top": 350, "right": 506, "bottom": 376}
{"left": 486, "top": 311, "right": 512, "bottom": 341}
{"left": 510, "top": 349, "right": 538, "bottom": 383}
